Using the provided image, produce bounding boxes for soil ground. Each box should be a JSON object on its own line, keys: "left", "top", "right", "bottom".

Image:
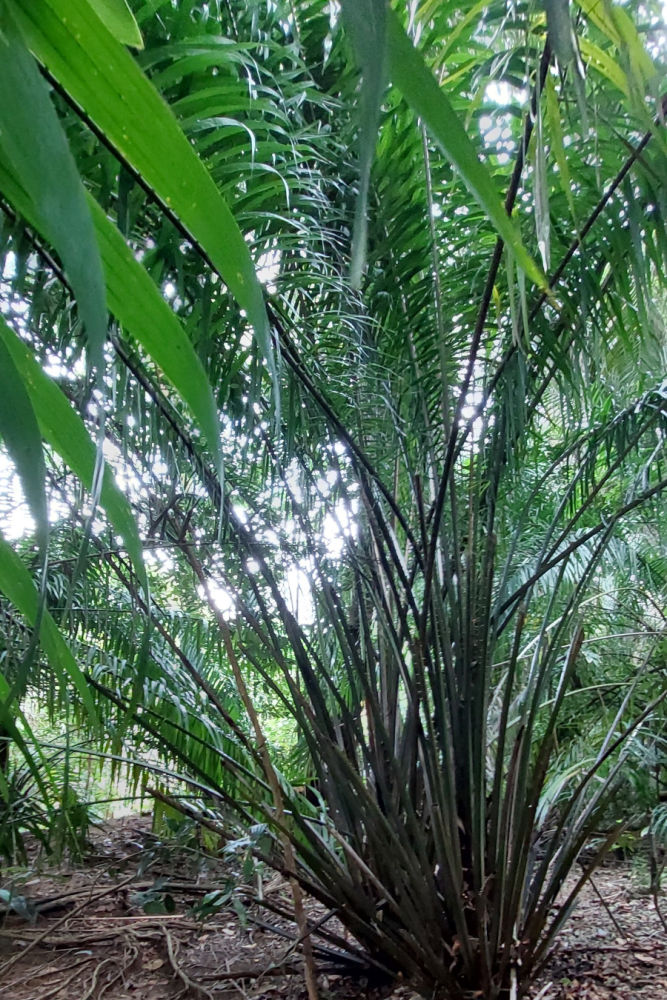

{"left": 0, "top": 817, "right": 664, "bottom": 1000}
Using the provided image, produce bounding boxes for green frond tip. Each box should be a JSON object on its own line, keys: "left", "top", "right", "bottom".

{"left": 85, "top": 0, "right": 144, "bottom": 49}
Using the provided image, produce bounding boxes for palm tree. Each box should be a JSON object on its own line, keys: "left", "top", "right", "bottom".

{"left": 0, "top": 0, "right": 665, "bottom": 996}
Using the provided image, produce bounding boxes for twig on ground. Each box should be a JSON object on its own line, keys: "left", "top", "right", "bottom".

{"left": 196, "top": 960, "right": 356, "bottom": 983}
{"left": 226, "top": 977, "right": 251, "bottom": 999}
{"left": 0, "top": 954, "right": 94, "bottom": 995}
{"left": 21, "top": 958, "right": 94, "bottom": 1000}
{"left": 0, "top": 873, "right": 137, "bottom": 975}
{"left": 164, "top": 926, "right": 215, "bottom": 999}
{"left": 79, "top": 956, "right": 123, "bottom": 1000}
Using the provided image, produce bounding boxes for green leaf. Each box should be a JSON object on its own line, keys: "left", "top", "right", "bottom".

{"left": 0, "top": 534, "right": 98, "bottom": 726}
{"left": 85, "top": 0, "right": 143, "bottom": 48}
{"left": 341, "top": 0, "right": 388, "bottom": 287}
{"left": 609, "top": 8, "right": 656, "bottom": 84}
{"left": 0, "top": 314, "right": 146, "bottom": 590}
{"left": 0, "top": 337, "right": 47, "bottom": 548}
{"left": 579, "top": 37, "right": 629, "bottom": 96}
{"left": 574, "top": 0, "right": 655, "bottom": 82}
{"left": 438, "top": 0, "right": 488, "bottom": 64}
{"left": 10, "top": 0, "right": 278, "bottom": 415}
{"left": 385, "top": 9, "right": 547, "bottom": 291}
{"left": 142, "top": 894, "right": 175, "bottom": 915}
{"left": 130, "top": 890, "right": 175, "bottom": 915}
{"left": 0, "top": 10, "right": 107, "bottom": 375}
{"left": 545, "top": 74, "right": 577, "bottom": 227}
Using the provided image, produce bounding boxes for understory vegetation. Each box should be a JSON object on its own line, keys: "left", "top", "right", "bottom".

{"left": 0, "top": 0, "right": 666, "bottom": 997}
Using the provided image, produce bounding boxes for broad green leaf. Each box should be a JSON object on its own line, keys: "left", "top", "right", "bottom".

{"left": 574, "top": 0, "right": 623, "bottom": 46}
{"left": 86, "top": 0, "right": 143, "bottom": 48}
{"left": 0, "top": 337, "right": 47, "bottom": 548}
{"left": 0, "top": 11, "right": 107, "bottom": 374}
{"left": 341, "top": 0, "right": 388, "bottom": 287}
{"left": 0, "top": 314, "right": 146, "bottom": 590}
{"left": 9, "top": 0, "right": 278, "bottom": 414}
{"left": 610, "top": 8, "right": 656, "bottom": 84}
{"left": 0, "top": 333, "right": 49, "bottom": 700}
{"left": 385, "top": 9, "right": 547, "bottom": 291}
{"left": 0, "top": 533, "right": 98, "bottom": 725}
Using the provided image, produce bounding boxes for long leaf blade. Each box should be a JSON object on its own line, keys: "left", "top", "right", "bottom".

{"left": 0, "top": 11, "right": 107, "bottom": 374}
{"left": 0, "top": 337, "right": 47, "bottom": 548}
{"left": 386, "top": 9, "right": 547, "bottom": 290}
{"left": 341, "top": 0, "right": 387, "bottom": 287}
{"left": 9, "top": 0, "right": 277, "bottom": 410}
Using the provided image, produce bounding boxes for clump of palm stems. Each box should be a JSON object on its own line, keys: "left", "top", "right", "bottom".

{"left": 0, "top": 1, "right": 666, "bottom": 998}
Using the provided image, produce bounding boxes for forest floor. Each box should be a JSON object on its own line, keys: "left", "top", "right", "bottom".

{"left": 0, "top": 816, "right": 664, "bottom": 1000}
